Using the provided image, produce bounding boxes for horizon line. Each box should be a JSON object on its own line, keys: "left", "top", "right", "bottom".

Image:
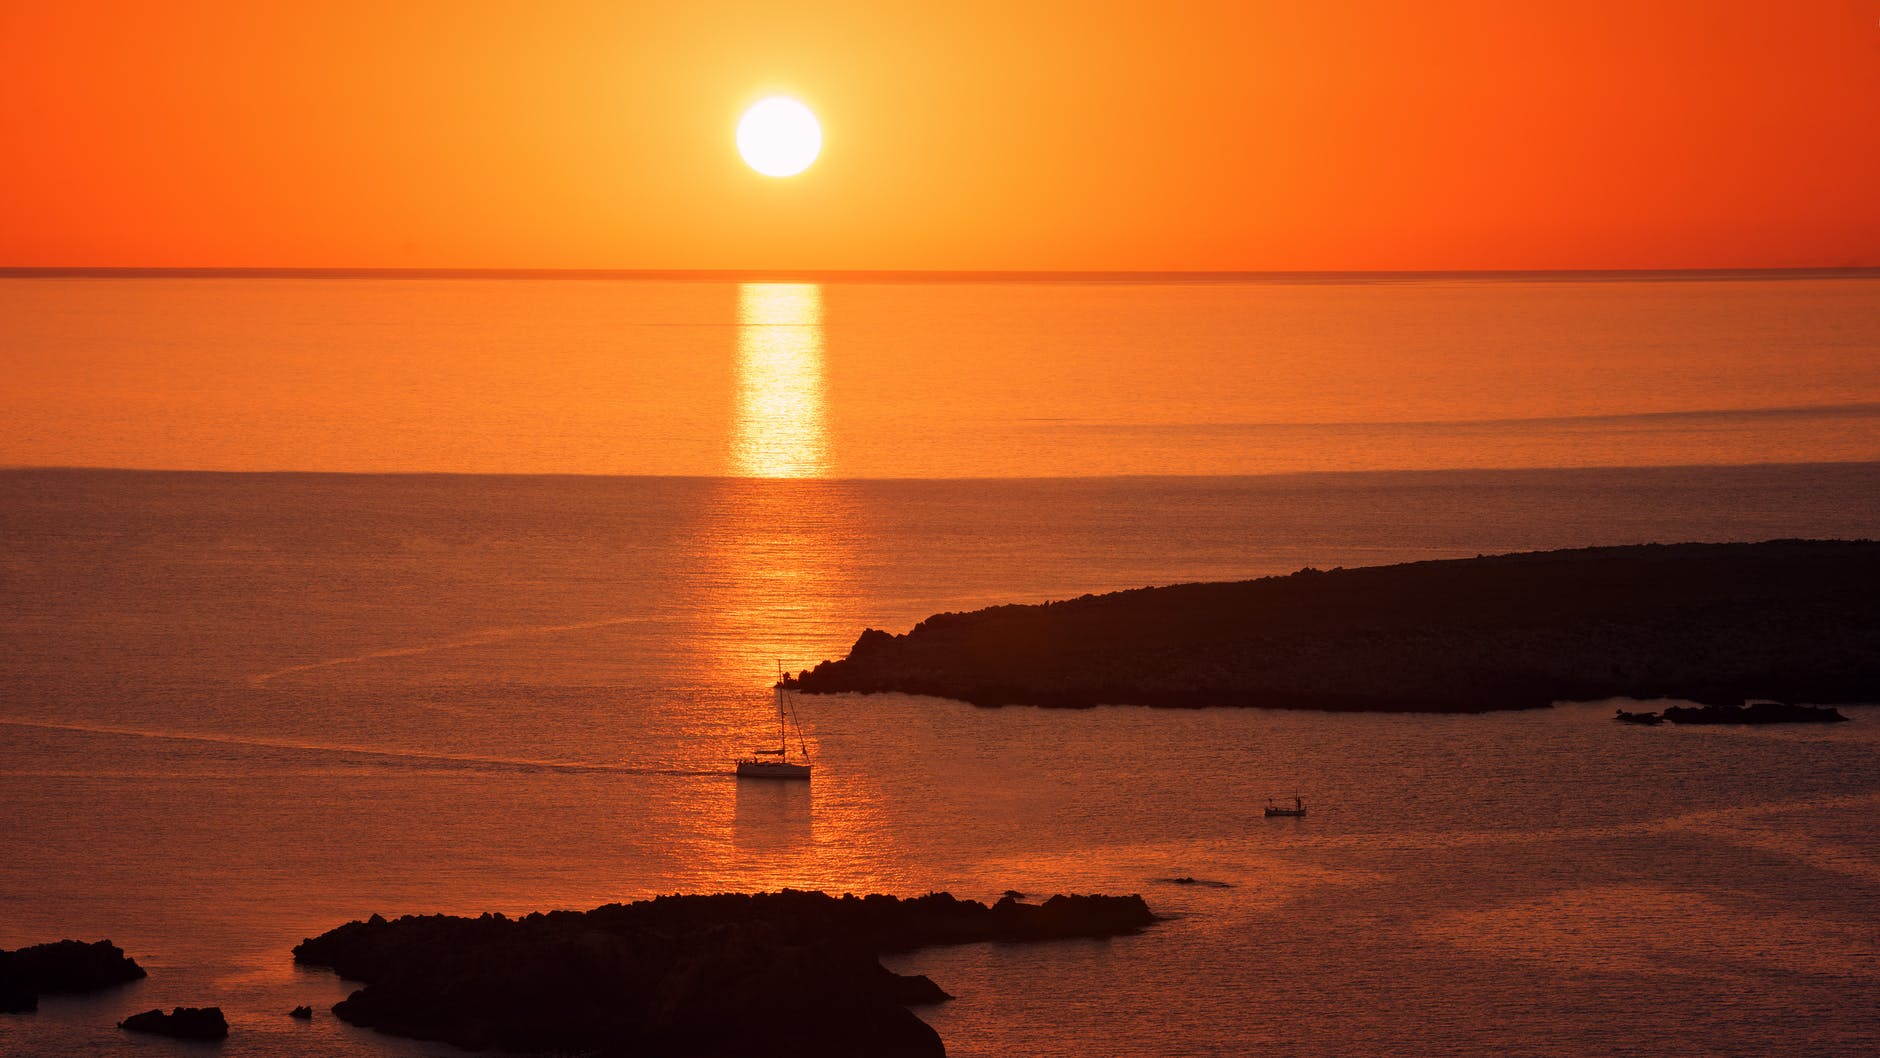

{"left": 4, "top": 266, "right": 1879, "bottom": 283}
{"left": 5, "top": 459, "right": 1877, "bottom": 483}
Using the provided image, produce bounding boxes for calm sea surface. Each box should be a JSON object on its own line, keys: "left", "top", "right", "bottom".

{"left": 5, "top": 275, "right": 1878, "bottom": 476}
{"left": 2, "top": 277, "right": 1879, "bottom": 1056}
{"left": 3, "top": 468, "right": 1878, "bottom": 1057}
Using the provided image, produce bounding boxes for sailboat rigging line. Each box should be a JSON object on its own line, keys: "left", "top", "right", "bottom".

{"left": 777, "top": 659, "right": 810, "bottom": 759}
{"left": 785, "top": 690, "right": 809, "bottom": 758}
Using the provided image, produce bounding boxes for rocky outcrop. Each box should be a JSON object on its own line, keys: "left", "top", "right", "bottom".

{"left": 789, "top": 540, "right": 1880, "bottom": 712}
{"left": 293, "top": 890, "right": 1155, "bottom": 1057}
{"left": 0, "top": 940, "right": 146, "bottom": 1013}
{"left": 119, "top": 1006, "right": 228, "bottom": 1039}
{"left": 1661, "top": 701, "right": 1848, "bottom": 724}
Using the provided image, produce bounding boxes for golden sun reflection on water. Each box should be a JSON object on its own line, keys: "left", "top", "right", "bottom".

{"left": 670, "top": 478, "right": 906, "bottom": 895}
{"left": 731, "top": 283, "right": 828, "bottom": 478}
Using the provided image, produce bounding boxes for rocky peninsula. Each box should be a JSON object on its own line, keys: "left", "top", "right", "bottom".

{"left": 294, "top": 889, "right": 1155, "bottom": 1057}
{"left": 789, "top": 540, "right": 1880, "bottom": 712}
{"left": 0, "top": 939, "right": 146, "bottom": 1014}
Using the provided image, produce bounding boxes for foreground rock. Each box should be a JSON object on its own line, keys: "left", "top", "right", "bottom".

{"left": 790, "top": 540, "right": 1880, "bottom": 712}
{"left": 295, "top": 890, "right": 1154, "bottom": 1057}
{"left": 0, "top": 939, "right": 146, "bottom": 1013}
{"left": 119, "top": 1006, "right": 228, "bottom": 1039}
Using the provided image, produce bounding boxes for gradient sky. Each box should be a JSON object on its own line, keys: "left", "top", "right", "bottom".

{"left": 4, "top": 1, "right": 1878, "bottom": 271}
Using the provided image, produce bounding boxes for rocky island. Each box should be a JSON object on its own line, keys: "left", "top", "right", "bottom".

{"left": 294, "top": 889, "right": 1155, "bottom": 1057}
{"left": 789, "top": 540, "right": 1880, "bottom": 712}
{"left": 119, "top": 1006, "right": 229, "bottom": 1040}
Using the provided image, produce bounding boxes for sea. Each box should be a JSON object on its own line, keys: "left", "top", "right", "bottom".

{"left": 2, "top": 274, "right": 1879, "bottom": 1056}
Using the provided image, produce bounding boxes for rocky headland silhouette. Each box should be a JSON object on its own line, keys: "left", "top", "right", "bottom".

{"left": 0, "top": 939, "right": 145, "bottom": 1014}
{"left": 293, "top": 889, "right": 1155, "bottom": 1057}
{"left": 789, "top": 541, "right": 1880, "bottom": 712}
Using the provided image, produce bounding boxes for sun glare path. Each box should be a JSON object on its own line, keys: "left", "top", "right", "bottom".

{"left": 731, "top": 283, "right": 828, "bottom": 477}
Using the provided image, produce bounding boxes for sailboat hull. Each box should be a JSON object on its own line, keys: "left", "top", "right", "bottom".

{"left": 736, "top": 759, "right": 811, "bottom": 780}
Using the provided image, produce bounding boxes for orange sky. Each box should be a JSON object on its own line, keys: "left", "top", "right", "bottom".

{"left": 3, "top": 1, "right": 1877, "bottom": 271}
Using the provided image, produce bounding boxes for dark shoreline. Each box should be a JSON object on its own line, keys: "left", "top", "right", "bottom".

{"left": 790, "top": 540, "right": 1880, "bottom": 713}
{"left": 0, "top": 940, "right": 145, "bottom": 1013}
{"left": 293, "top": 890, "right": 1155, "bottom": 1057}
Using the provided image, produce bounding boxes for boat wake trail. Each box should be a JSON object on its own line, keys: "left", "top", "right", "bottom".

{"left": 0, "top": 716, "right": 723, "bottom": 778}
{"left": 247, "top": 615, "right": 656, "bottom": 686}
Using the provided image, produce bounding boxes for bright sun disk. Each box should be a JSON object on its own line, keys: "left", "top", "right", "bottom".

{"left": 737, "top": 97, "right": 822, "bottom": 178}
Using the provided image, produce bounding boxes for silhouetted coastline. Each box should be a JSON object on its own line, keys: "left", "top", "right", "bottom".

{"left": 0, "top": 940, "right": 145, "bottom": 1014}
{"left": 1663, "top": 701, "right": 1848, "bottom": 724}
{"left": 293, "top": 890, "right": 1155, "bottom": 1057}
{"left": 790, "top": 541, "right": 1880, "bottom": 712}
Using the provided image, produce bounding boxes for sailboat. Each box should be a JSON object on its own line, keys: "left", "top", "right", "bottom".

{"left": 735, "top": 667, "right": 811, "bottom": 780}
{"left": 1264, "top": 794, "right": 1306, "bottom": 818}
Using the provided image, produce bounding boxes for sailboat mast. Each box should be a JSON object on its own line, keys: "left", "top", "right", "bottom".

{"left": 774, "top": 660, "right": 788, "bottom": 758}
{"left": 770, "top": 661, "right": 810, "bottom": 763}
{"left": 776, "top": 682, "right": 787, "bottom": 755}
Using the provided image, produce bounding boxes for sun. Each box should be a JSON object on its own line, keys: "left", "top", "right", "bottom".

{"left": 737, "top": 97, "right": 822, "bottom": 178}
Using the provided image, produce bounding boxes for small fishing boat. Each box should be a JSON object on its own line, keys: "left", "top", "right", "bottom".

{"left": 736, "top": 668, "right": 811, "bottom": 780}
{"left": 1264, "top": 795, "right": 1306, "bottom": 818}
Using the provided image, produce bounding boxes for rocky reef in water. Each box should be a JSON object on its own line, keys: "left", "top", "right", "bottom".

{"left": 293, "top": 889, "right": 1155, "bottom": 1057}
{"left": 119, "top": 1006, "right": 229, "bottom": 1039}
{"left": 1662, "top": 701, "right": 1849, "bottom": 724}
{"left": 788, "top": 540, "right": 1880, "bottom": 712}
{"left": 0, "top": 939, "right": 146, "bottom": 1014}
